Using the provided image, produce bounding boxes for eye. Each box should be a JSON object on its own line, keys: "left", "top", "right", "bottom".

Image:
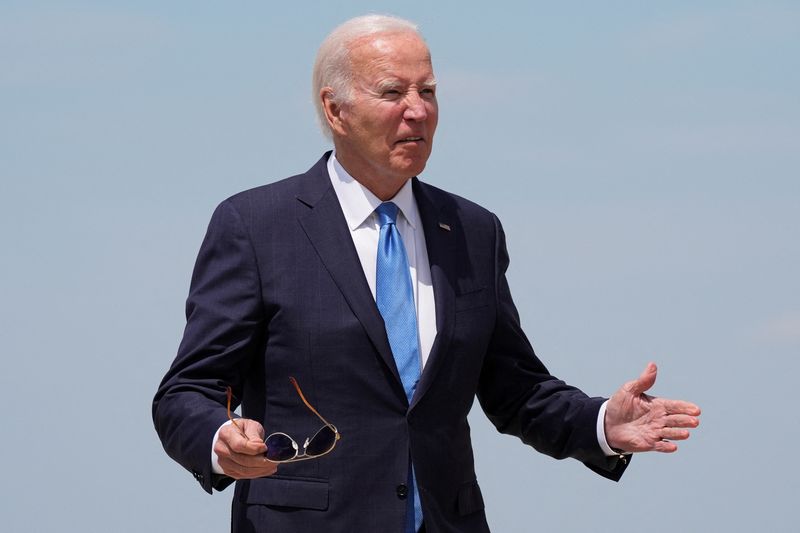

{"left": 382, "top": 89, "right": 402, "bottom": 98}
{"left": 419, "top": 87, "right": 436, "bottom": 100}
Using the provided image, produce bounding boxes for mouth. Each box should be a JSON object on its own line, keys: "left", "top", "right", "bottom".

{"left": 395, "top": 136, "right": 424, "bottom": 145}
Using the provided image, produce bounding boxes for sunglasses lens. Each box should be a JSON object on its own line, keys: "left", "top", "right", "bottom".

{"left": 305, "top": 425, "right": 337, "bottom": 457}
{"left": 265, "top": 433, "right": 298, "bottom": 462}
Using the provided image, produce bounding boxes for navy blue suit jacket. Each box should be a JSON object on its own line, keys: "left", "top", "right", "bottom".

{"left": 153, "top": 153, "right": 627, "bottom": 533}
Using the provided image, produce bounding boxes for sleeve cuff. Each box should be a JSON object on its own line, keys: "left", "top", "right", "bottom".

{"left": 596, "top": 400, "right": 630, "bottom": 457}
{"left": 211, "top": 420, "right": 233, "bottom": 475}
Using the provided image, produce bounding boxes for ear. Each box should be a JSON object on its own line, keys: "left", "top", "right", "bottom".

{"left": 321, "top": 88, "right": 347, "bottom": 136}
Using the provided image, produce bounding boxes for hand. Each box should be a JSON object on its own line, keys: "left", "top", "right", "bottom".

{"left": 214, "top": 418, "right": 278, "bottom": 479}
{"left": 605, "top": 362, "right": 701, "bottom": 453}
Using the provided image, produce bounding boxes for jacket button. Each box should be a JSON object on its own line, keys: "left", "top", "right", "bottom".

{"left": 396, "top": 484, "right": 408, "bottom": 499}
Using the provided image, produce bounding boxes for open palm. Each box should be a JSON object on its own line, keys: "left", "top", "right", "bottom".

{"left": 604, "top": 362, "right": 701, "bottom": 453}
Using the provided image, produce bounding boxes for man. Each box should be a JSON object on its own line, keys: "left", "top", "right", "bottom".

{"left": 153, "top": 14, "right": 700, "bottom": 533}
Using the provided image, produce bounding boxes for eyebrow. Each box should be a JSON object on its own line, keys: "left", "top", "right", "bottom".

{"left": 374, "top": 78, "right": 438, "bottom": 92}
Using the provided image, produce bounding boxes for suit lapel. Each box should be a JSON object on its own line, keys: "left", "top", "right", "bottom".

{"left": 410, "top": 179, "right": 457, "bottom": 411}
{"left": 295, "top": 160, "right": 463, "bottom": 407}
{"left": 296, "top": 155, "right": 404, "bottom": 390}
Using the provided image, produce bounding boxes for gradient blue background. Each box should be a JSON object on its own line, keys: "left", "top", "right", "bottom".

{"left": 2, "top": 1, "right": 798, "bottom": 531}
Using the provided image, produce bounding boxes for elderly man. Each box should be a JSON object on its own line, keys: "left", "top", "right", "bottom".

{"left": 153, "top": 14, "right": 700, "bottom": 533}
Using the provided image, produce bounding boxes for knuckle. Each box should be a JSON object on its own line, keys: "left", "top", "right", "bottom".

{"left": 213, "top": 441, "right": 225, "bottom": 455}
{"left": 218, "top": 460, "right": 239, "bottom": 478}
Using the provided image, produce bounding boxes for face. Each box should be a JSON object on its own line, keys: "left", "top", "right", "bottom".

{"left": 323, "top": 32, "right": 438, "bottom": 199}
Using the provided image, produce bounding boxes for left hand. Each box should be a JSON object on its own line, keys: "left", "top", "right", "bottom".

{"left": 605, "top": 362, "right": 701, "bottom": 453}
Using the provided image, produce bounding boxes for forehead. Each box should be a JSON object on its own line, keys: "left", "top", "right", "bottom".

{"left": 348, "top": 32, "right": 434, "bottom": 81}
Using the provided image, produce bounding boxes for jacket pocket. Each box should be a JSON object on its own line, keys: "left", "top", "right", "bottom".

{"left": 240, "top": 476, "right": 329, "bottom": 510}
{"left": 457, "top": 479, "right": 485, "bottom": 516}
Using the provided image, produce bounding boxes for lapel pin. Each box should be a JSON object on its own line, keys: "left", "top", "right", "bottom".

{"left": 439, "top": 222, "right": 451, "bottom": 231}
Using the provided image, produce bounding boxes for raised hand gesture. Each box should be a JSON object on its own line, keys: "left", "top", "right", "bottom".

{"left": 604, "top": 363, "right": 701, "bottom": 453}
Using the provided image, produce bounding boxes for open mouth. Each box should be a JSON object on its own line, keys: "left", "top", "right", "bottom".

{"left": 396, "top": 136, "right": 424, "bottom": 144}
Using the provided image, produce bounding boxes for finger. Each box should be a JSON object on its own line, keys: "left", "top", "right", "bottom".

{"left": 659, "top": 427, "right": 691, "bottom": 441}
{"left": 215, "top": 435, "right": 263, "bottom": 466}
{"left": 220, "top": 422, "right": 250, "bottom": 450}
{"left": 652, "top": 439, "right": 678, "bottom": 453}
{"left": 242, "top": 419, "right": 266, "bottom": 441}
{"left": 216, "top": 438, "right": 276, "bottom": 473}
{"left": 625, "top": 362, "right": 657, "bottom": 395}
{"left": 661, "top": 398, "right": 701, "bottom": 416}
{"left": 218, "top": 455, "right": 278, "bottom": 479}
{"left": 221, "top": 422, "right": 267, "bottom": 455}
{"left": 238, "top": 436, "right": 268, "bottom": 455}
{"left": 664, "top": 414, "right": 700, "bottom": 429}
{"left": 240, "top": 420, "right": 268, "bottom": 453}
{"left": 225, "top": 448, "right": 274, "bottom": 469}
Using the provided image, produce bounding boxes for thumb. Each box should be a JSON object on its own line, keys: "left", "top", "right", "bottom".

{"left": 243, "top": 419, "right": 266, "bottom": 442}
{"left": 239, "top": 420, "right": 267, "bottom": 453}
{"left": 627, "top": 362, "right": 657, "bottom": 395}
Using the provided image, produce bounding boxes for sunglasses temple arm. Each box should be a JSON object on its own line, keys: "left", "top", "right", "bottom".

{"left": 226, "top": 386, "right": 247, "bottom": 436}
{"left": 289, "top": 377, "right": 335, "bottom": 429}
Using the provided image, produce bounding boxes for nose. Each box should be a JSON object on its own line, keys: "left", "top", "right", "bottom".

{"left": 403, "top": 91, "right": 428, "bottom": 121}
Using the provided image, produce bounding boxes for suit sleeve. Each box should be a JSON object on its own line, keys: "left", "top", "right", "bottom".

{"left": 476, "top": 215, "right": 628, "bottom": 481}
{"left": 152, "top": 200, "right": 265, "bottom": 493}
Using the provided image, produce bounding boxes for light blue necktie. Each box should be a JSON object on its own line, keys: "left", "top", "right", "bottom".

{"left": 375, "top": 202, "right": 423, "bottom": 533}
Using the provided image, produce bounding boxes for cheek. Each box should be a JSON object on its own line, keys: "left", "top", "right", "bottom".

{"left": 427, "top": 105, "right": 439, "bottom": 127}
{"left": 361, "top": 116, "right": 391, "bottom": 140}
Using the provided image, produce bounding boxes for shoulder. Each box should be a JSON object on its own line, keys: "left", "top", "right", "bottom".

{"left": 413, "top": 178, "right": 499, "bottom": 228}
{"left": 216, "top": 153, "right": 331, "bottom": 222}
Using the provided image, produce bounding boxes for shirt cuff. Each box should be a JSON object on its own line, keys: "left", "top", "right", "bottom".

{"left": 596, "top": 400, "right": 622, "bottom": 457}
{"left": 211, "top": 420, "right": 233, "bottom": 475}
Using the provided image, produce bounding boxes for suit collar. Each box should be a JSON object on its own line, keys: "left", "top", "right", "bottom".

{"left": 294, "top": 152, "right": 335, "bottom": 208}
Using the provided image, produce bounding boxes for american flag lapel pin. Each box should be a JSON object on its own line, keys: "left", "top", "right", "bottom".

{"left": 439, "top": 222, "right": 451, "bottom": 231}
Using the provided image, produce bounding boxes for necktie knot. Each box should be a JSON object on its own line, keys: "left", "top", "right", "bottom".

{"left": 376, "top": 202, "right": 399, "bottom": 227}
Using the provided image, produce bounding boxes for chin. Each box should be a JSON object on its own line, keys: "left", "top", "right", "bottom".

{"left": 391, "top": 157, "right": 429, "bottom": 179}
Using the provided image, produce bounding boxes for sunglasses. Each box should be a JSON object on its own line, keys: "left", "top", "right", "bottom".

{"left": 226, "top": 377, "right": 341, "bottom": 463}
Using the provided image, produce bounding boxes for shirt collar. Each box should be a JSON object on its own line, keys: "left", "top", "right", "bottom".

{"left": 328, "top": 152, "right": 419, "bottom": 231}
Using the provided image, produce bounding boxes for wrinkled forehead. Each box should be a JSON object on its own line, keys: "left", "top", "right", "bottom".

{"left": 347, "top": 31, "right": 433, "bottom": 76}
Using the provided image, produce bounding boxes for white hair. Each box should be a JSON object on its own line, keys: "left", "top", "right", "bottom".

{"left": 312, "top": 14, "right": 424, "bottom": 139}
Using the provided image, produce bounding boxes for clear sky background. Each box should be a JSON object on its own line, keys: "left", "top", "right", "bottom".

{"left": 2, "top": 1, "right": 798, "bottom": 532}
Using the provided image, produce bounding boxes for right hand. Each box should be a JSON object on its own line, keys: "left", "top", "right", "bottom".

{"left": 214, "top": 418, "right": 278, "bottom": 479}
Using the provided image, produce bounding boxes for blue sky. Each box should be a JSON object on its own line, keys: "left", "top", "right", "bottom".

{"left": 1, "top": 2, "right": 798, "bottom": 531}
